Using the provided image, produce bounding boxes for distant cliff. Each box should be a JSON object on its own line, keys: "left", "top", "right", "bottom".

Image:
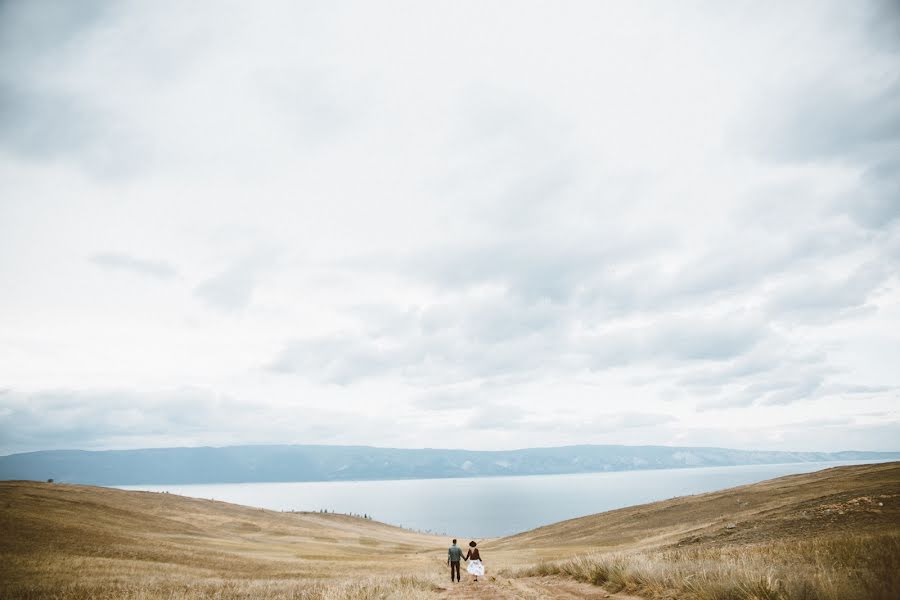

{"left": 1, "top": 444, "right": 897, "bottom": 485}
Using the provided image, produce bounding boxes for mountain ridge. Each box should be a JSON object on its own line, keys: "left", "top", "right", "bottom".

{"left": 2, "top": 443, "right": 898, "bottom": 486}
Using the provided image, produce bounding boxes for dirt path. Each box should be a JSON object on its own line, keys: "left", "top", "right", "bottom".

{"left": 436, "top": 575, "right": 643, "bottom": 599}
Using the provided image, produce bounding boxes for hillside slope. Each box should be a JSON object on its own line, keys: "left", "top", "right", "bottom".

{"left": 2, "top": 462, "right": 898, "bottom": 599}
{"left": 500, "top": 462, "right": 900, "bottom": 600}
{"left": 497, "top": 460, "right": 900, "bottom": 554}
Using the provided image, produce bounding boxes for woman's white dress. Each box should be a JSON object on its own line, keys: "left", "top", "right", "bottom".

{"left": 466, "top": 559, "right": 484, "bottom": 576}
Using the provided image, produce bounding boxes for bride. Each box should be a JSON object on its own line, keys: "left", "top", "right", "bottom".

{"left": 464, "top": 541, "right": 484, "bottom": 581}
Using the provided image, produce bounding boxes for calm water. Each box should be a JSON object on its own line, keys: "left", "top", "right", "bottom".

{"left": 119, "top": 461, "right": 880, "bottom": 537}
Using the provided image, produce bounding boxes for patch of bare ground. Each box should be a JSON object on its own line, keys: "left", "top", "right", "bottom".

{"left": 436, "top": 575, "right": 643, "bottom": 599}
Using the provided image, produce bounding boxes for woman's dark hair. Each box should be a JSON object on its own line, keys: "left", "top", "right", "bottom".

{"left": 469, "top": 540, "right": 477, "bottom": 547}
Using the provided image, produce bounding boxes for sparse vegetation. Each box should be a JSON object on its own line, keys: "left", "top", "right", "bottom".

{"left": 0, "top": 481, "right": 451, "bottom": 599}
{"left": 3, "top": 573, "right": 448, "bottom": 600}
{"left": 511, "top": 532, "right": 900, "bottom": 600}
{"left": 2, "top": 462, "right": 898, "bottom": 599}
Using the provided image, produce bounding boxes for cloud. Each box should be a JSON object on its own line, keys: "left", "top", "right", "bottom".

{"left": 255, "top": 68, "right": 360, "bottom": 147}
{"left": 739, "top": 2, "right": 900, "bottom": 244}
{"left": 753, "top": 79, "right": 900, "bottom": 163}
{"left": 267, "top": 287, "right": 574, "bottom": 385}
{"left": 741, "top": 0, "right": 900, "bottom": 167}
{"left": 392, "top": 234, "right": 655, "bottom": 304}
{"left": 0, "top": 387, "right": 391, "bottom": 454}
{"left": 865, "top": 0, "right": 900, "bottom": 51}
{"left": 2, "top": 1, "right": 900, "bottom": 455}
{"left": 583, "top": 314, "right": 766, "bottom": 369}
{"left": 0, "top": 1, "right": 106, "bottom": 56}
{"left": 616, "top": 412, "right": 677, "bottom": 429}
{"left": 669, "top": 418, "right": 900, "bottom": 452}
{"left": 763, "top": 260, "right": 890, "bottom": 321}
{"left": 195, "top": 254, "right": 274, "bottom": 311}
{"left": 834, "top": 159, "right": 900, "bottom": 229}
{"left": 412, "top": 389, "right": 481, "bottom": 411}
{"left": 0, "top": 84, "right": 92, "bottom": 158}
{"left": 0, "top": 2, "right": 150, "bottom": 177}
{"left": 268, "top": 302, "right": 768, "bottom": 387}
{"left": 778, "top": 419, "right": 900, "bottom": 452}
{"left": 757, "top": 376, "right": 826, "bottom": 407}
{"left": 90, "top": 252, "right": 177, "bottom": 280}
{"left": 358, "top": 200, "right": 883, "bottom": 337}
{"left": 0, "top": 84, "right": 148, "bottom": 178}
{"left": 525, "top": 412, "right": 677, "bottom": 434}
{"left": 0, "top": 387, "right": 231, "bottom": 452}
{"left": 679, "top": 350, "right": 792, "bottom": 392}
{"left": 421, "top": 296, "right": 563, "bottom": 344}
{"left": 696, "top": 372, "right": 893, "bottom": 412}
{"left": 459, "top": 402, "right": 677, "bottom": 434}
{"left": 268, "top": 335, "right": 408, "bottom": 385}
{"left": 465, "top": 403, "right": 528, "bottom": 430}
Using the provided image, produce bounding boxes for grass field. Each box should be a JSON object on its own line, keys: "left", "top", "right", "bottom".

{"left": 2, "top": 462, "right": 898, "bottom": 599}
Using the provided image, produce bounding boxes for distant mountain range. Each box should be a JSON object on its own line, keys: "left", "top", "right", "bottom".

{"left": 1, "top": 444, "right": 897, "bottom": 486}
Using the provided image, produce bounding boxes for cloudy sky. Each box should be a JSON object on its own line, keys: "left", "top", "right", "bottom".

{"left": 1, "top": 0, "right": 899, "bottom": 455}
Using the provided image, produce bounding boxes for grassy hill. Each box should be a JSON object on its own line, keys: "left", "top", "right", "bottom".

{"left": 0, "top": 481, "right": 447, "bottom": 599}
{"left": 499, "top": 459, "right": 900, "bottom": 552}
{"left": 2, "top": 462, "right": 898, "bottom": 599}
{"left": 501, "top": 461, "right": 900, "bottom": 599}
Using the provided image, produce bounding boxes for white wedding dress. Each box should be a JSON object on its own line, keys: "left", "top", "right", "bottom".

{"left": 466, "top": 559, "right": 484, "bottom": 577}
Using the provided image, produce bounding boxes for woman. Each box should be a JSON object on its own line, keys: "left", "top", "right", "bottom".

{"left": 464, "top": 540, "right": 484, "bottom": 582}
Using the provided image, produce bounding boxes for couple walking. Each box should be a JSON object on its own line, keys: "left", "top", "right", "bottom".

{"left": 447, "top": 539, "right": 484, "bottom": 583}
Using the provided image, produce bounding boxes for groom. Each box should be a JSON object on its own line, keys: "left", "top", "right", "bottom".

{"left": 447, "top": 538, "right": 465, "bottom": 582}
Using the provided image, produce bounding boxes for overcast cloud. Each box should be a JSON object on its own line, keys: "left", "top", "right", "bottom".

{"left": 1, "top": 0, "right": 899, "bottom": 455}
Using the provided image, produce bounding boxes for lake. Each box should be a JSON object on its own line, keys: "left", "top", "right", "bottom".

{"left": 119, "top": 460, "right": 880, "bottom": 537}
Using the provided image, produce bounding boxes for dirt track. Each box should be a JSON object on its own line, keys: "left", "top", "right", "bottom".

{"left": 436, "top": 575, "right": 642, "bottom": 599}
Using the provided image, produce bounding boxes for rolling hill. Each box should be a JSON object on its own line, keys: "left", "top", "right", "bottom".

{"left": 1, "top": 462, "right": 898, "bottom": 599}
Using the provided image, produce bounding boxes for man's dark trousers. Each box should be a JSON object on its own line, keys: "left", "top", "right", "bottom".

{"left": 450, "top": 560, "right": 461, "bottom": 582}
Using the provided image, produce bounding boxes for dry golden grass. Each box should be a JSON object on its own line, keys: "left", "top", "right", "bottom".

{"left": 512, "top": 532, "right": 900, "bottom": 600}
{"left": 502, "top": 462, "right": 900, "bottom": 600}
{"left": 497, "top": 461, "right": 900, "bottom": 554}
{"left": 2, "top": 462, "right": 899, "bottom": 599}
{"left": 0, "top": 481, "right": 453, "bottom": 599}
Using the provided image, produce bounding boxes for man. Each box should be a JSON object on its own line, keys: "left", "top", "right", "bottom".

{"left": 447, "top": 538, "right": 465, "bottom": 582}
